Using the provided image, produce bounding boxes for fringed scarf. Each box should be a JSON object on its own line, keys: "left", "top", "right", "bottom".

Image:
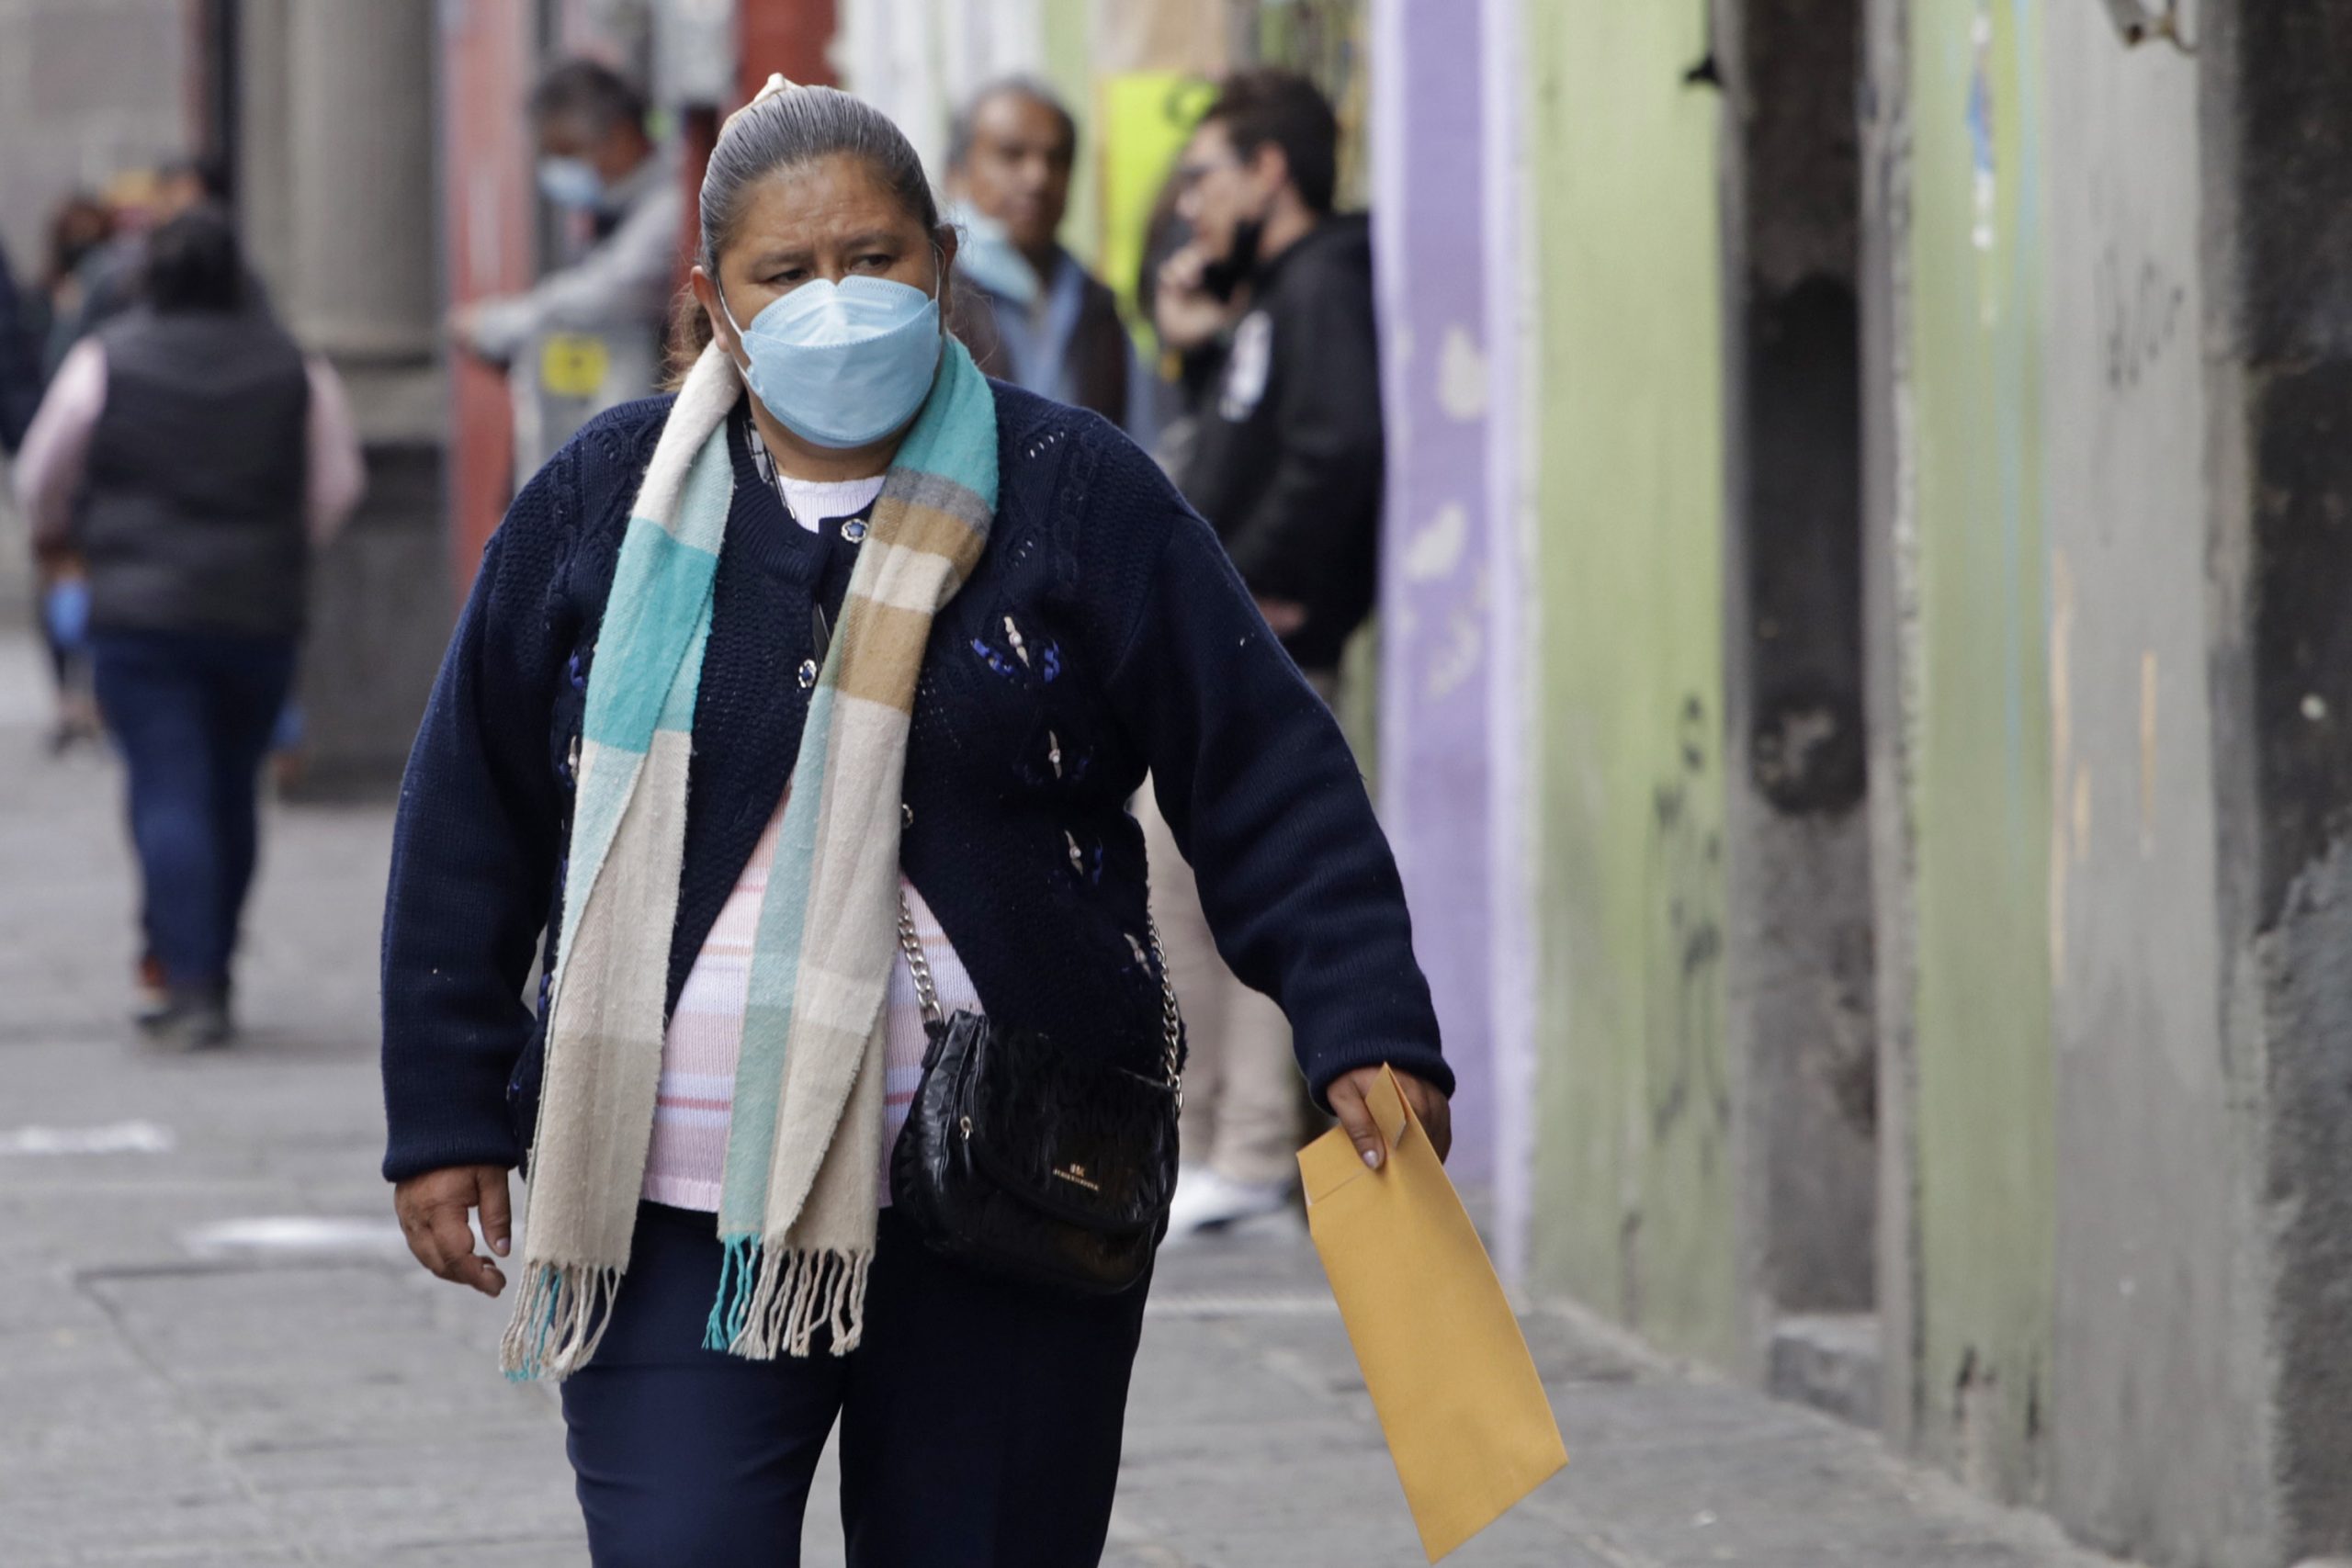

{"left": 501, "top": 334, "right": 998, "bottom": 1379}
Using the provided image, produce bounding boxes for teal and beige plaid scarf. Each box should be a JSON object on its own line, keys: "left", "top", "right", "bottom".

{"left": 502, "top": 334, "right": 997, "bottom": 1378}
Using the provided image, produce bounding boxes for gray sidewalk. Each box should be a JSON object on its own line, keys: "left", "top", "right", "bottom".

{"left": 0, "top": 631, "right": 2132, "bottom": 1568}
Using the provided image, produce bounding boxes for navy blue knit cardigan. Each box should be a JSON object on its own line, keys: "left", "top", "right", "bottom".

{"left": 379, "top": 382, "right": 1447, "bottom": 1183}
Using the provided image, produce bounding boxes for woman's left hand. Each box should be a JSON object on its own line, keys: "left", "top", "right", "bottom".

{"left": 1328, "top": 1066, "right": 1452, "bottom": 1169}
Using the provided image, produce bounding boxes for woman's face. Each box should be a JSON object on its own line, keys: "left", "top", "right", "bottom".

{"left": 693, "top": 152, "right": 954, "bottom": 357}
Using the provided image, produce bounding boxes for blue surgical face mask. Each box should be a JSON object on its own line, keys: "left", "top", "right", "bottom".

{"left": 945, "top": 201, "right": 1039, "bottom": 309}
{"left": 719, "top": 268, "right": 944, "bottom": 449}
{"left": 537, "top": 156, "right": 605, "bottom": 212}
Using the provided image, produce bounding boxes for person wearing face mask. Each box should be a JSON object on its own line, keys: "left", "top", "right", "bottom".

{"left": 51, "top": 158, "right": 263, "bottom": 356}
{"left": 449, "top": 60, "right": 682, "bottom": 476}
{"left": 1144, "top": 69, "right": 1385, "bottom": 1240}
{"left": 380, "top": 77, "right": 1451, "bottom": 1564}
{"left": 941, "top": 77, "right": 1142, "bottom": 439}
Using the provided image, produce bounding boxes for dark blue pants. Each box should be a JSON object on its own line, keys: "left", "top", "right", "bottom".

{"left": 560, "top": 1202, "right": 1153, "bottom": 1568}
{"left": 90, "top": 629, "right": 297, "bottom": 992}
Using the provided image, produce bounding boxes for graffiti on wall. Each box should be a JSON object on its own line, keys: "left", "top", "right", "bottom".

{"left": 2089, "top": 172, "right": 2188, "bottom": 392}
{"left": 1647, "top": 693, "right": 1729, "bottom": 1160}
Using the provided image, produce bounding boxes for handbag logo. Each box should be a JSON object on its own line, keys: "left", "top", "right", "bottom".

{"left": 1052, "top": 1162, "right": 1102, "bottom": 1193}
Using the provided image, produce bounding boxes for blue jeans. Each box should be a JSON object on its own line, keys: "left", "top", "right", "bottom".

{"left": 91, "top": 629, "right": 297, "bottom": 993}
{"left": 560, "top": 1202, "right": 1152, "bottom": 1567}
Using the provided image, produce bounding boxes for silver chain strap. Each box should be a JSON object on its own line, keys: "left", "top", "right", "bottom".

{"left": 896, "top": 897, "right": 943, "bottom": 1025}
{"left": 897, "top": 894, "right": 1183, "bottom": 1101}
{"left": 1148, "top": 917, "right": 1183, "bottom": 1107}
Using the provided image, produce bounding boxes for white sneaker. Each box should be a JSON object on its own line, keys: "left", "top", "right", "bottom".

{"left": 1164, "top": 1167, "right": 1292, "bottom": 1243}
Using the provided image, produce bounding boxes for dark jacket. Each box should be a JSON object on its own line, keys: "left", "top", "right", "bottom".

{"left": 80, "top": 307, "right": 312, "bottom": 637}
{"left": 0, "top": 250, "right": 40, "bottom": 454}
{"left": 952, "top": 262, "right": 1131, "bottom": 429}
{"left": 379, "top": 382, "right": 1447, "bottom": 1183}
{"left": 1177, "top": 214, "right": 1384, "bottom": 672}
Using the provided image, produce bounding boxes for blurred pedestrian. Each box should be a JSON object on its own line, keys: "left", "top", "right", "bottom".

{"left": 13, "top": 207, "right": 365, "bottom": 1047}
{"left": 382, "top": 77, "right": 1448, "bottom": 1565}
{"left": 449, "top": 60, "right": 681, "bottom": 475}
{"left": 24, "top": 197, "right": 119, "bottom": 751}
{"left": 1144, "top": 69, "right": 1385, "bottom": 1239}
{"left": 1159, "top": 69, "right": 1380, "bottom": 676}
{"left": 36, "top": 193, "right": 114, "bottom": 370}
{"left": 0, "top": 240, "right": 41, "bottom": 453}
{"left": 53, "top": 157, "right": 234, "bottom": 351}
{"left": 51, "top": 167, "right": 311, "bottom": 778}
{"left": 943, "top": 76, "right": 1142, "bottom": 435}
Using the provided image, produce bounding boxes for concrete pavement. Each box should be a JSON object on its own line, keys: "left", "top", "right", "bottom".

{"left": 0, "top": 631, "right": 2136, "bottom": 1567}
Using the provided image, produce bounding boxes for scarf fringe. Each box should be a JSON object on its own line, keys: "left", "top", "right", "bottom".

{"left": 708, "top": 1238, "right": 873, "bottom": 1359}
{"left": 499, "top": 1260, "right": 624, "bottom": 1382}
{"left": 702, "top": 1233, "right": 759, "bottom": 1351}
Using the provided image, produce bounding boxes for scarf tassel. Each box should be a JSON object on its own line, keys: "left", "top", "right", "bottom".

{"left": 706, "top": 1237, "right": 873, "bottom": 1359}
{"left": 499, "top": 1260, "right": 625, "bottom": 1382}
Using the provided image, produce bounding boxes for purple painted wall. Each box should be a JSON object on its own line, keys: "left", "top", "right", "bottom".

{"left": 1373, "top": 0, "right": 1495, "bottom": 1182}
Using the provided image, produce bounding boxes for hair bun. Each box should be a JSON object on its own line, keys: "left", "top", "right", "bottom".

{"left": 722, "top": 73, "right": 802, "bottom": 135}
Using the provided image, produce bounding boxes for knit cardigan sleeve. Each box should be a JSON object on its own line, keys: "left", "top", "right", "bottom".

{"left": 379, "top": 449, "right": 577, "bottom": 1181}
{"left": 1097, "top": 448, "right": 1451, "bottom": 1107}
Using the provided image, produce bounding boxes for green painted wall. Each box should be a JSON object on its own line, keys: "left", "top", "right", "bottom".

{"left": 1905, "top": 0, "right": 2054, "bottom": 1497}
{"left": 1523, "top": 0, "right": 1735, "bottom": 1364}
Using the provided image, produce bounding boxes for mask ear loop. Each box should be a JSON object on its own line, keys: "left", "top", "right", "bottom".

{"left": 712, "top": 281, "right": 756, "bottom": 380}
{"left": 926, "top": 242, "right": 953, "bottom": 343}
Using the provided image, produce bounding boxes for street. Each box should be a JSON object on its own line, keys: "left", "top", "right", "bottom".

{"left": 0, "top": 630, "right": 2129, "bottom": 1568}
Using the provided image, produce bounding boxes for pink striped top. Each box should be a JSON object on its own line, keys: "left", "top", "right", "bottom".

{"left": 639, "top": 806, "right": 978, "bottom": 1211}
{"left": 639, "top": 468, "right": 981, "bottom": 1212}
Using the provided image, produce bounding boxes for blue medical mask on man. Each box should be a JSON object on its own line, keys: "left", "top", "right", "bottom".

{"left": 944, "top": 202, "right": 1039, "bottom": 310}
{"left": 537, "top": 156, "right": 606, "bottom": 212}
{"left": 718, "top": 260, "right": 944, "bottom": 449}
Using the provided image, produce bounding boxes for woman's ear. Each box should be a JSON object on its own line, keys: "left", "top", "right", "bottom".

{"left": 933, "top": 227, "right": 959, "bottom": 321}
{"left": 691, "top": 265, "right": 737, "bottom": 358}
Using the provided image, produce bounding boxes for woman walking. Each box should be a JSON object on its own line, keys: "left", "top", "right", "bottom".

{"left": 15, "top": 206, "right": 364, "bottom": 1045}
{"left": 380, "top": 79, "right": 1450, "bottom": 1567}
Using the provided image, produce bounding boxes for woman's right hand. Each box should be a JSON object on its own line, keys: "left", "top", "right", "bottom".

{"left": 394, "top": 1164, "right": 512, "bottom": 1296}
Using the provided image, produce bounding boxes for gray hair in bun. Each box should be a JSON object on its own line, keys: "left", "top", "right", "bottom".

{"left": 698, "top": 75, "right": 942, "bottom": 271}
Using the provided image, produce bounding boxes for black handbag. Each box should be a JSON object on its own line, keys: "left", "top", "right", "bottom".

{"left": 887, "top": 899, "right": 1182, "bottom": 1295}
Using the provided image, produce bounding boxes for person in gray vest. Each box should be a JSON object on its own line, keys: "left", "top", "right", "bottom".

{"left": 13, "top": 207, "right": 365, "bottom": 1046}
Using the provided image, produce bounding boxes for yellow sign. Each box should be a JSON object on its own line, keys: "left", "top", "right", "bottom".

{"left": 539, "top": 333, "right": 612, "bottom": 400}
{"left": 1097, "top": 71, "right": 1219, "bottom": 325}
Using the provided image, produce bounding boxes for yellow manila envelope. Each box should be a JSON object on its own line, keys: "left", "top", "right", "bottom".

{"left": 1299, "top": 1066, "right": 1568, "bottom": 1561}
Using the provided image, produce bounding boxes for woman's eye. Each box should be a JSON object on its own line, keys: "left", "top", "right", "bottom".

{"left": 855, "top": 254, "right": 894, "bottom": 271}
{"left": 767, "top": 268, "right": 807, "bottom": 287}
